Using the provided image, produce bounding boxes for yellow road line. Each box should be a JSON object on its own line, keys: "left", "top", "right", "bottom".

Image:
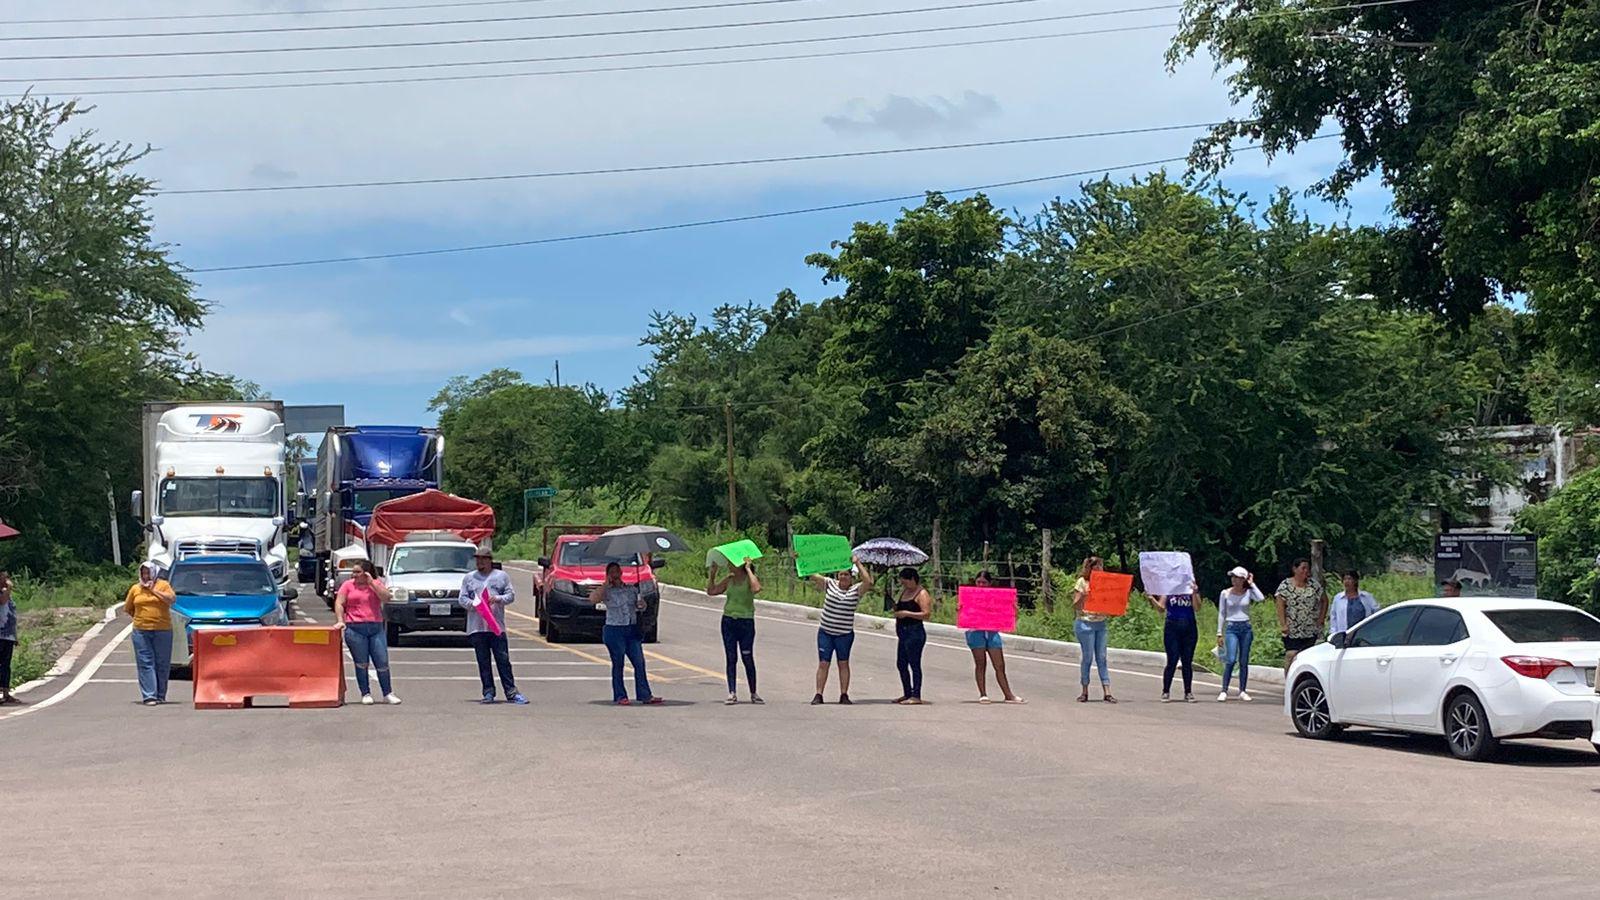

{"left": 504, "top": 608, "right": 721, "bottom": 678}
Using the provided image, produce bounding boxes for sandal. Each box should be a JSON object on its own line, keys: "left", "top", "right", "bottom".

{"left": 1076, "top": 693, "right": 1089, "bottom": 703}
{"left": 1102, "top": 694, "right": 1118, "bottom": 704}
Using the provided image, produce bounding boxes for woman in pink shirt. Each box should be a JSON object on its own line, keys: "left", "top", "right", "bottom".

{"left": 335, "top": 560, "right": 399, "bottom": 706}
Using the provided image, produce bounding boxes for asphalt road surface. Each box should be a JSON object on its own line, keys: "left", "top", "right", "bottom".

{"left": 4, "top": 565, "right": 1598, "bottom": 898}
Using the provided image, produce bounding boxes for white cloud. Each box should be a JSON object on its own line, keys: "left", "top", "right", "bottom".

{"left": 823, "top": 91, "right": 1002, "bottom": 139}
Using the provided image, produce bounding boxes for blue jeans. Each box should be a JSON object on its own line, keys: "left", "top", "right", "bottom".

{"left": 602, "top": 624, "right": 652, "bottom": 702}
{"left": 1222, "top": 621, "right": 1254, "bottom": 692}
{"left": 1074, "top": 619, "right": 1109, "bottom": 686}
{"left": 816, "top": 629, "right": 855, "bottom": 662}
{"left": 468, "top": 632, "right": 517, "bottom": 697}
{"left": 130, "top": 628, "right": 172, "bottom": 702}
{"left": 343, "top": 622, "right": 392, "bottom": 697}
{"left": 720, "top": 616, "right": 756, "bottom": 693}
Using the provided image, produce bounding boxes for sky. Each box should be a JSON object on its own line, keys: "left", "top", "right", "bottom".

{"left": 8, "top": 0, "right": 1395, "bottom": 426}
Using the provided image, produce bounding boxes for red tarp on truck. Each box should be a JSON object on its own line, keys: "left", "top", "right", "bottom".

{"left": 365, "top": 489, "right": 496, "bottom": 547}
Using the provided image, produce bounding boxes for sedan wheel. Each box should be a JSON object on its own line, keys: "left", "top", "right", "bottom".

{"left": 1291, "top": 678, "right": 1337, "bottom": 739}
{"left": 1445, "top": 693, "right": 1498, "bottom": 761}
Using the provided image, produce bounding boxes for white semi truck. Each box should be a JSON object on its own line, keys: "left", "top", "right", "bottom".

{"left": 131, "top": 401, "right": 294, "bottom": 599}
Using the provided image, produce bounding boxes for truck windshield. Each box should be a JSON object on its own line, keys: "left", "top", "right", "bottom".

{"left": 351, "top": 489, "right": 418, "bottom": 516}
{"left": 160, "top": 478, "right": 277, "bottom": 517}
{"left": 171, "top": 564, "right": 275, "bottom": 596}
{"left": 390, "top": 546, "right": 476, "bottom": 575}
{"left": 558, "top": 542, "right": 639, "bottom": 567}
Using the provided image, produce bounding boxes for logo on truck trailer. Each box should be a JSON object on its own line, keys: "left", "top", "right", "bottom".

{"left": 190, "top": 413, "right": 244, "bottom": 433}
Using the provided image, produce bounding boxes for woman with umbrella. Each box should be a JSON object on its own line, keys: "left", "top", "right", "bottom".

{"left": 583, "top": 526, "right": 689, "bottom": 706}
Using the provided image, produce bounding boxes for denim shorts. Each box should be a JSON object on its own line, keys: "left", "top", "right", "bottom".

{"left": 817, "top": 628, "right": 855, "bottom": 662}
{"left": 964, "top": 630, "right": 1003, "bottom": 650}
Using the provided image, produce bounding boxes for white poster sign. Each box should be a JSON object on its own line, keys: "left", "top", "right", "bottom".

{"left": 1138, "top": 551, "right": 1195, "bottom": 597}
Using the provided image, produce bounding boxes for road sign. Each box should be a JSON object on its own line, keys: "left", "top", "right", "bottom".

{"left": 525, "top": 487, "right": 558, "bottom": 499}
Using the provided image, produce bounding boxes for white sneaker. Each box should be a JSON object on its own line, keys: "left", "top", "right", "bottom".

{"left": 1216, "top": 691, "right": 1228, "bottom": 702}
{"left": 1160, "top": 693, "right": 1171, "bottom": 703}
{"left": 385, "top": 694, "right": 402, "bottom": 705}
{"left": 725, "top": 693, "right": 738, "bottom": 705}
{"left": 360, "top": 694, "right": 374, "bottom": 706}
{"left": 1239, "top": 691, "right": 1253, "bottom": 702}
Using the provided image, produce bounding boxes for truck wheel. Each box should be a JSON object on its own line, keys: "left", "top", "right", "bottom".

{"left": 643, "top": 623, "right": 659, "bottom": 644}
{"left": 536, "top": 598, "right": 547, "bottom": 635}
{"left": 546, "top": 619, "right": 561, "bottom": 643}
{"left": 386, "top": 623, "right": 401, "bottom": 647}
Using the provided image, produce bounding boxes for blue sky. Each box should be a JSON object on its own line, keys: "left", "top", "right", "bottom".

{"left": 9, "top": 0, "right": 1396, "bottom": 426}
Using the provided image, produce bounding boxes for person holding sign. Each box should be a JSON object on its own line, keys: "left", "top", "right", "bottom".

{"left": 1072, "top": 556, "right": 1116, "bottom": 703}
{"left": 592, "top": 561, "right": 661, "bottom": 706}
{"left": 1147, "top": 580, "right": 1201, "bottom": 703}
{"left": 707, "top": 557, "right": 763, "bottom": 705}
{"left": 1216, "top": 567, "right": 1265, "bottom": 701}
{"left": 808, "top": 555, "right": 874, "bottom": 705}
{"left": 891, "top": 568, "right": 932, "bottom": 704}
{"left": 461, "top": 549, "right": 527, "bottom": 705}
{"left": 966, "top": 571, "right": 1021, "bottom": 704}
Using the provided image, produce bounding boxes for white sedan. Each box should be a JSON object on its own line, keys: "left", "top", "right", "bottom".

{"left": 1285, "top": 597, "right": 1600, "bottom": 761}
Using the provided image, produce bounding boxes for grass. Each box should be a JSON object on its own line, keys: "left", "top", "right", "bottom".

{"left": 5, "top": 564, "right": 131, "bottom": 688}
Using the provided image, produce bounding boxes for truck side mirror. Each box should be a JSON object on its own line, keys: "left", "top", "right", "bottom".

{"left": 536, "top": 557, "right": 551, "bottom": 568}
{"left": 649, "top": 557, "right": 667, "bottom": 570}
{"left": 130, "top": 489, "right": 144, "bottom": 523}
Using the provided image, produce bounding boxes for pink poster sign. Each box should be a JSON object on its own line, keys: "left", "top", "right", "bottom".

{"left": 957, "top": 586, "right": 1018, "bottom": 632}
{"left": 476, "top": 588, "right": 504, "bottom": 636}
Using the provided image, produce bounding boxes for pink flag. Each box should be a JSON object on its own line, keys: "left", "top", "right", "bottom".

{"left": 476, "top": 587, "right": 504, "bottom": 636}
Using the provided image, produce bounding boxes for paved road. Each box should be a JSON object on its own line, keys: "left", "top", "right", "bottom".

{"left": 3, "top": 566, "right": 1598, "bottom": 898}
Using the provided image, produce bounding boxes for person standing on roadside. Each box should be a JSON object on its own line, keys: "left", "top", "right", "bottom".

{"left": 461, "top": 548, "right": 527, "bottom": 705}
{"left": 1149, "top": 579, "right": 1201, "bottom": 703}
{"left": 1072, "top": 556, "right": 1115, "bottom": 703}
{"left": 966, "top": 571, "right": 1022, "bottom": 704}
{"left": 891, "top": 568, "right": 932, "bottom": 705}
{"left": 1329, "top": 569, "right": 1380, "bottom": 638}
{"left": 335, "top": 559, "right": 400, "bottom": 706}
{"left": 0, "top": 570, "right": 18, "bottom": 705}
{"left": 592, "top": 561, "right": 660, "bottom": 706}
{"left": 123, "top": 563, "right": 176, "bottom": 706}
{"left": 707, "top": 556, "right": 762, "bottom": 705}
{"left": 1274, "top": 558, "right": 1326, "bottom": 674}
{"left": 1440, "top": 578, "right": 1462, "bottom": 599}
{"left": 809, "top": 556, "right": 874, "bottom": 705}
{"left": 1216, "top": 567, "right": 1264, "bottom": 702}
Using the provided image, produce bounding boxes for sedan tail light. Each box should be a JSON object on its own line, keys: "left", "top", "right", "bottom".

{"left": 1500, "top": 655, "right": 1571, "bottom": 679}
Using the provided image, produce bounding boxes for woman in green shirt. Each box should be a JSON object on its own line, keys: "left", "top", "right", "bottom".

{"left": 708, "top": 557, "right": 763, "bottom": 705}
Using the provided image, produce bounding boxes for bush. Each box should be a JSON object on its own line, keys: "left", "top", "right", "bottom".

{"left": 1516, "top": 467, "right": 1600, "bottom": 612}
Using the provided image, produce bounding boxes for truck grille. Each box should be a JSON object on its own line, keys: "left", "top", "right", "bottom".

{"left": 174, "top": 539, "right": 262, "bottom": 560}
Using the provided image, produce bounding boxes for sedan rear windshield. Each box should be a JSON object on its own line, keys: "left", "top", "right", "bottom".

{"left": 1484, "top": 609, "right": 1600, "bottom": 643}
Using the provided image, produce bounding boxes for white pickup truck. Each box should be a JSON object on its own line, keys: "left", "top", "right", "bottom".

{"left": 379, "top": 535, "right": 478, "bottom": 645}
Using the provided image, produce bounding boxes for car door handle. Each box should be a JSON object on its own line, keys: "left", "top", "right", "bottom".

{"left": 1377, "top": 656, "right": 1392, "bottom": 668}
{"left": 1439, "top": 654, "right": 1458, "bottom": 665}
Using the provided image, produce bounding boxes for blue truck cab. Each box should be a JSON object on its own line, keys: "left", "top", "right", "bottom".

{"left": 312, "top": 425, "right": 444, "bottom": 600}
{"left": 167, "top": 554, "right": 287, "bottom": 673}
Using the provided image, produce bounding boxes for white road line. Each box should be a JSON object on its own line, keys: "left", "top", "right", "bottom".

{"left": 658, "top": 596, "right": 1283, "bottom": 697}
{"left": 12, "top": 603, "right": 119, "bottom": 696}
{"left": 343, "top": 675, "right": 610, "bottom": 682}
{"left": 87, "top": 678, "right": 139, "bottom": 684}
{"left": 0, "top": 622, "right": 133, "bottom": 722}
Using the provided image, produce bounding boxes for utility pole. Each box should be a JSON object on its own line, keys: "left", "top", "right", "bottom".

{"left": 724, "top": 401, "right": 738, "bottom": 530}
{"left": 554, "top": 360, "right": 561, "bottom": 388}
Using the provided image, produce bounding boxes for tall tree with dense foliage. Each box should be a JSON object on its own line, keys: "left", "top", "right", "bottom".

{"left": 1171, "top": 0, "right": 1600, "bottom": 363}
{"left": 0, "top": 98, "right": 242, "bottom": 572}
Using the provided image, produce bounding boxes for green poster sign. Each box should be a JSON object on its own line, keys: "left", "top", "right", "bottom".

{"left": 708, "top": 539, "right": 763, "bottom": 569}
{"left": 793, "top": 534, "right": 854, "bottom": 578}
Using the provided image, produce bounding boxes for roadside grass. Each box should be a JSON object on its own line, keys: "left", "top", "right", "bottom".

{"left": 6, "top": 564, "right": 131, "bottom": 688}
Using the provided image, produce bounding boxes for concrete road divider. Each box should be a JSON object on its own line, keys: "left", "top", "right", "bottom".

{"left": 191, "top": 626, "right": 347, "bottom": 709}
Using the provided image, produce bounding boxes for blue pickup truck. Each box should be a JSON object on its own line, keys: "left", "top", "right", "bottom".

{"left": 167, "top": 554, "right": 287, "bottom": 675}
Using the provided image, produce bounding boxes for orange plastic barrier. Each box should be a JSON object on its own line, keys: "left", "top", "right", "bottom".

{"left": 191, "top": 625, "right": 346, "bottom": 709}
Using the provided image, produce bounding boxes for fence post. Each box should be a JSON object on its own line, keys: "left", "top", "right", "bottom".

{"left": 982, "top": 541, "right": 990, "bottom": 569}
{"left": 849, "top": 526, "right": 856, "bottom": 545}
{"left": 930, "top": 518, "right": 942, "bottom": 604}
{"left": 1311, "top": 538, "right": 1326, "bottom": 593}
{"left": 1041, "top": 529, "right": 1053, "bottom": 612}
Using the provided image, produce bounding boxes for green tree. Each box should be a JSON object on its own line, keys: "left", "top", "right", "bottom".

{"left": 1516, "top": 468, "right": 1600, "bottom": 612}
{"left": 1171, "top": 0, "right": 1600, "bottom": 363}
{"left": 0, "top": 97, "right": 233, "bottom": 572}
{"left": 427, "top": 367, "right": 524, "bottom": 433}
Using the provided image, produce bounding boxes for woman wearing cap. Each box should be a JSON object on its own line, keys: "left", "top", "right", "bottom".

{"left": 1148, "top": 578, "right": 1201, "bottom": 703}
{"left": 123, "top": 563, "right": 176, "bottom": 705}
{"left": 1216, "top": 567, "right": 1264, "bottom": 701}
{"left": 1072, "top": 556, "right": 1115, "bottom": 703}
{"left": 966, "top": 571, "right": 1021, "bottom": 704}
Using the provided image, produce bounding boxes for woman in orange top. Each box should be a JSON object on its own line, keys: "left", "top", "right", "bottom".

{"left": 124, "top": 563, "right": 176, "bottom": 705}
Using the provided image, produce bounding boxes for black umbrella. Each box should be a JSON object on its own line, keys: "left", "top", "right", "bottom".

{"left": 584, "top": 525, "right": 690, "bottom": 560}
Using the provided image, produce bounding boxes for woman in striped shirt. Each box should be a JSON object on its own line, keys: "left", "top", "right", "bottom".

{"left": 807, "top": 556, "right": 874, "bottom": 705}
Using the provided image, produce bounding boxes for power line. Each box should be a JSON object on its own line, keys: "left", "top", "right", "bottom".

{"left": 187, "top": 134, "right": 1337, "bottom": 274}
{"left": 0, "top": 13, "right": 1170, "bottom": 88}
{"left": 161, "top": 122, "right": 1230, "bottom": 195}
{"left": 0, "top": 0, "right": 1087, "bottom": 60}
{"left": 0, "top": 0, "right": 576, "bottom": 26}
{"left": 0, "top": 0, "right": 842, "bottom": 42}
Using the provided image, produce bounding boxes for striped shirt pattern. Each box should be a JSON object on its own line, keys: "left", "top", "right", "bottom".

{"left": 820, "top": 578, "right": 863, "bottom": 635}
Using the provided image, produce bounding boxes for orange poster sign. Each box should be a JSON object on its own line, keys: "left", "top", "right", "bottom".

{"left": 1085, "top": 570, "right": 1134, "bottom": 617}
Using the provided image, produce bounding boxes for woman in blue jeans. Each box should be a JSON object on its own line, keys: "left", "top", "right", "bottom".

{"left": 1215, "top": 566, "right": 1264, "bottom": 702}
{"left": 590, "top": 562, "right": 662, "bottom": 706}
{"left": 1071, "top": 556, "right": 1115, "bottom": 703}
{"left": 335, "top": 560, "right": 400, "bottom": 706}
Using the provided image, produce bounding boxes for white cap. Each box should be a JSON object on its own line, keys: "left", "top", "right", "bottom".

{"left": 1227, "top": 566, "right": 1250, "bottom": 580}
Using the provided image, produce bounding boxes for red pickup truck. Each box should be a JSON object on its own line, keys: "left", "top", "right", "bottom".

{"left": 534, "top": 528, "right": 664, "bottom": 643}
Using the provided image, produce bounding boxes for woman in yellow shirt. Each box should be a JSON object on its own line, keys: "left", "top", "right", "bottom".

{"left": 124, "top": 563, "right": 176, "bottom": 705}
